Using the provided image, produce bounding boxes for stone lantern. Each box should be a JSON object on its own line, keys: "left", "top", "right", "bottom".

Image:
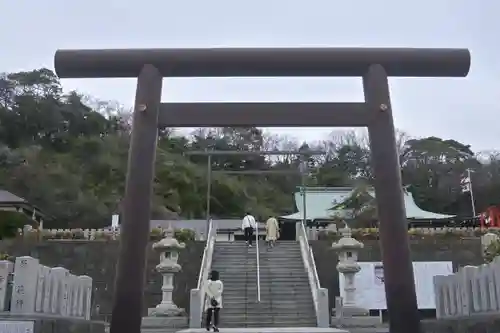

{"left": 331, "top": 226, "right": 368, "bottom": 316}
{"left": 149, "top": 225, "right": 186, "bottom": 317}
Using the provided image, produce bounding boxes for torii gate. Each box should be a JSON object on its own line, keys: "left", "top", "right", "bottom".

{"left": 54, "top": 47, "right": 470, "bottom": 333}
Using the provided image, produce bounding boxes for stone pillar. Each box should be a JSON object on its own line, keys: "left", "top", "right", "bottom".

{"left": 149, "top": 226, "right": 186, "bottom": 317}
{"left": 0, "top": 260, "right": 13, "bottom": 311}
{"left": 79, "top": 275, "right": 93, "bottom": 320}
{"left": 11, "top": 256, "right": 39, "bottom": 314}
{"left": 332, "top": 227, "right": 369, "bottom": 317}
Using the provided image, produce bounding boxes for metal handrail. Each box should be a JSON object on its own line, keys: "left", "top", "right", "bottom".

{"left": 255, "top": 222, "right": 261, "bottom": 302}
{"left": 197, "top": 219, "right": 216, "bottom": 289}
{"left": 190, "top": 219, "right": 217, "bottom": 328}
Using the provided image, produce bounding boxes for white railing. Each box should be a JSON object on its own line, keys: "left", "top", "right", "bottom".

{"left": 189, "top": 219, "right": 217, "bottom": 328}
{"left": 433, "top": 255, "right": 500, "bottom": 319}
{"left": 255, "top": 224, "right": 261, "bottom": 302}
{"left": 298, "top": 222, "right": 329, "bottom": 328}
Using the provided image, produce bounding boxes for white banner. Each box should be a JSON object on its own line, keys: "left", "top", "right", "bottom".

{"left": 338, "top": 261, "right": 453, "bottom": 310}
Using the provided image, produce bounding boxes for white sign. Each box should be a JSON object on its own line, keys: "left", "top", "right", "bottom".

{"left": 111, "top": 214, "right": 119, "bottom": 228}
{"left": 0, "top": 320, "right": 34, "bottom": 333}
{"left": 339, "top": 261, "right": 453, "bottom": 310}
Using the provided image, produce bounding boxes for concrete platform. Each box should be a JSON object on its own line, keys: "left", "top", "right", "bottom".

{"left": 178, "top": 328, "right": 348, "bottom": 333}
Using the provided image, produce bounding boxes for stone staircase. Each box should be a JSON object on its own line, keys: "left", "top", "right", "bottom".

{"left": 210, "top": 241, "right": 317, "bottom": 328}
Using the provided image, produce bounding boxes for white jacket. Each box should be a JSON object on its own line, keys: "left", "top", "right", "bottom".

{"left": 242, "top": 214, "right": 256, "bottom": 230}
{"left": 204, "top": 279, "right": 223, "bottom": 310}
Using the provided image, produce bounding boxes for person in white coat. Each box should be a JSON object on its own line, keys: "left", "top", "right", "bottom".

{"left": 242, "top": 212, "right": 256, "bottom": 247}
{"left": 265, "top": 216, "right": 280, "bottom": 248}
{"left": 205, "top": 270, "right": 223, "bottom": 332}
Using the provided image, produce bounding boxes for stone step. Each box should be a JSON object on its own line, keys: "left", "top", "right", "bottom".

{"left": 223, "top": 291, "right": 312, "bottom": 297}
{"left": 222, "top": 283, "right": 311, "bottom": 286}
{"left": 215, "top": 246, "right": 302, "bottom": 249}
{"left": 215, "top": 245, "right": 302, "bottom": 249}
{"left": 223, "top": 285, "right": 311, "bottom": 291}
{"left": 214, "top": 260, "right": 303, "bottom": 263}
{"left": 223, "top": 296, "right": 313, "bottom": 302}
{"left": 213, "top": 254, "right": 302, "bottom": 258}
{"left": 223, "top": 298, "right": 314, "bottom": 304}
{"left": 223, "top": 284, "right": 311, "bottom": 288}
{"left": 214, "top": 254, "right": 303, "bottom": 258}
{"left": 224, "top": 285, "right": 311, "bottom": 290}
{"left": 215, "top": 241, "right": 300, "bottom": 245}
{"left": 218, "top": 316, "right": 317, "bottom": 322}
{"left": 214, "top": 255, "right": 303, "bottom": 258}
{"left": 214, "top": 252, "right": 302, "bottom": 255}
{"left": 222, "top": 294, "right": 314, "bottom": 299}
{"left": 178, "top": 328, "right": 345, "bottom": 333}
{"left": 222, "top": 296, "right": 315, "bottom": 302}
{"left": 212, "top": 268, "right": 307, "bottom": 273}
{"left": 212, "top": 268, "right": 307, "bottom": 272}
{"left": 213, "top": 262, "right": 306, "bottom": 266}
{"left": 218, "top": 318, "right": 318, "bottom": 327}
{"left": 222, "top": 306, "right": 314, "bottom": 312}
{"left": 223, "top": 293, "right": 313, "bottom": 298}
{"left": 213, "top": 273, "right": 308, "bottom": 277}
{"left": 217, "top": 274, "right": 308, "bottom": 277}
{"left": 214, "top": 277, "right": 308, "bottom": 281}
{"left": 219, "top": 305, "right": 315, "bottom": 312}
{"left": 223, "top": 295, "right": 313, "bottom": 300}
{"left": 223, "top": 282, "right": 311, "bottom": 286}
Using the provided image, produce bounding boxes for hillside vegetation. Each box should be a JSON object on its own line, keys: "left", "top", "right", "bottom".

{"left": 1, "top": 69, "right": 500, "bottom": 229}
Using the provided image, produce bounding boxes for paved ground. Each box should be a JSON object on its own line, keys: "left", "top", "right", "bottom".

{"left": 177, "top": 328, "right": 348, "bottom": 333}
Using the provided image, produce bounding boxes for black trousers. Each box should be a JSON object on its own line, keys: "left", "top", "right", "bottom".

{"left": 244, "top": 227, "right": 254, "bottom": 245}
{"left": 206, "top": 307, "right": 220, "bottom": 327}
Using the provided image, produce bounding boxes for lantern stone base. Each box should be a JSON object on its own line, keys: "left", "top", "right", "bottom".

{"left": 141, "top": 315, "right": 188, "bottom": 333}
{"left": 148, "top": 305, "right": 186, "bottom": 317}
{"left": 339, "top": 305, "right": 370, "bottom": 318}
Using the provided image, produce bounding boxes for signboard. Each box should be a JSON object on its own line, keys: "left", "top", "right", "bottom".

{"left": 0, "top": 321, "right": 34, "bottom": 333}
{"left": 111, "top": 214, "right": 119, "bottom": 229}
{"left": 338, "top": 261, "right": 453, "bottom": 310}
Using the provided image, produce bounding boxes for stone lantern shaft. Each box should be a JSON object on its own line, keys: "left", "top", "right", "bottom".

{"left": 148, "top": 226, "right": 186, "bottom": 317}
{"left": 332, "top": 226, "right": 369, "bottom": 317}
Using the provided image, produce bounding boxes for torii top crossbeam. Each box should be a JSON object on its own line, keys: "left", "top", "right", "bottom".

{"left": 54, "top": 47, "right": 470, "bottom": 78}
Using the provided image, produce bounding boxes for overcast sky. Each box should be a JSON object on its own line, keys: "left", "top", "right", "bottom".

{"left": 1, "top": 0, "right": 498, "bottom": 151}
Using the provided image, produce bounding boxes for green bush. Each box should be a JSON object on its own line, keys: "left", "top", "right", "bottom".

{"left": 485, "top": 240, "right": 500, "bottom": 263}
{"left": 174, "top": 228, "right": 196, "bottom": 243}
{"left": 150, "top": 228, "right": 163, "bottom": 241}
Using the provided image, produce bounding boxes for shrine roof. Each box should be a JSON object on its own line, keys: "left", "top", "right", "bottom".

{"left": 280, "top": 187, "right": 455, "bottom": 221}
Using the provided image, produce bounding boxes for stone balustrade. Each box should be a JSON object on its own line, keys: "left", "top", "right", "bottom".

{"left": 21, "top": 224, "right": 497, "bottom": 242}
{"left": 306, "top": 225, "right": 494, "bottom": 240}
{"left": 0, "top": 256, "right": 92, "bottom": 319}
{"left": 40, "top": 228, "right": 120, "bottom": 240}
{"left": 433, "top": 256, "right": 500, "bottom": 318}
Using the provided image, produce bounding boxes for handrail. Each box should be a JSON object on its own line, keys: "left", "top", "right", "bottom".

{"left": 298, "top": 221, "right": 329, "bottom": 327}
{"left": 255, "top": 222, "right": 261, "bottom": 302}
{"left": 300, "top": 222, "right": 321, "bottom": 289}
{"left": 197, "top": 220, "right": 215, "bottom": 288}
{"left": 189, "top": 219, "right": 217, "bottom": 328}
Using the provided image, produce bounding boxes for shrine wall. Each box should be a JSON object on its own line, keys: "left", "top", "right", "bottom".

{"left": 0, "top": 238, "right": 484, "bottom": 325}
{"left": 310, "top": 238, "right": 484, "bottom": 311}
{"left": 0, "top": 240, "right": 205, "bottom": 322}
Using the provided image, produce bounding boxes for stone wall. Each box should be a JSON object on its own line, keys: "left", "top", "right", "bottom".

{"left": 310, "top": 238, "right": 484, "bottom": 310}
{"left": 0, "top": 314, "right": 106, "bottom": 333}
{"left": 0, "top": 240, "right": 205, "bottom": 321}
{"left": 422, "top": 314, "right": 500, "bottom": 333}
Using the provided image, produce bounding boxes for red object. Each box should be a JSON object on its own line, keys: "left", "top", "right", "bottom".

{"left": 481, "top": 206, "right": 500, "bottom": 228}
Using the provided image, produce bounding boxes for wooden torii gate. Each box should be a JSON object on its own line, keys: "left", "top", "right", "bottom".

{"left": 54, "top": 47, "right": 470, "bottom": 333}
